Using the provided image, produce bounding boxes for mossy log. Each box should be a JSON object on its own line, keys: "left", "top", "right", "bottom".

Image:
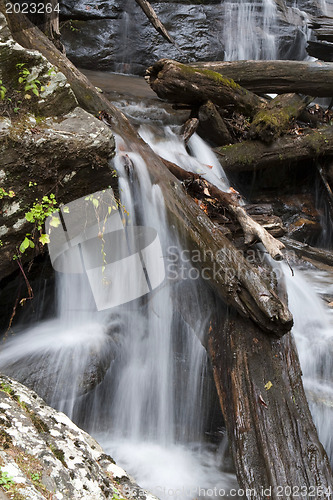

{"left": 145, "top": 58, "right": 265, "bottom": 117}
{"left": 215, "top": 126, "right": 333, "bottom": 174}
{"left": 191, "top": 60, "right": 333, "bottom": 97}
{"left": 249, "top": 93, "right": 312, "bottom": 143}
{"left": 209, "top": 308, "right": 333, "bottom": 498}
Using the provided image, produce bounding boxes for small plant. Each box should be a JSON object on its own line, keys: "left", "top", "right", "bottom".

{"left": 30, "top": 472, "right": 40, "bottom": 482}
{"left": 16, "top": 63, "right": 45, "bottom": 98}
{"left": 0, "top": 468, "right": 15, "bottom": 490}
{"left": 0, "top": 187, "right": 15, "bottom": 200}
{"left": 20, "top": 193, "right": 58, "bottom": 253}
{"left": 0, "top": 80, "right": 7, "bottom": 100}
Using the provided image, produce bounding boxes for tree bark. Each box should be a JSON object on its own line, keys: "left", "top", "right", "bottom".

{"left": 0, "top": 3, "right": 292, "bottom": 335}
{"left": 215, "top": 126, "right": 333, "bottom": 174}
{"left": 209, "top": 308, "right": 333, "bottom": 499}
{"left": 134, "top": 0, "right": 176, "bottom": 45}
{"left": 145, "top": 59, "right": 265, "bottom": 117}
{"left": 249, "top": 93, "right": 312, "bottom": 143}
{"left": 190, "top": 60, "right": 333, "bottom": 97}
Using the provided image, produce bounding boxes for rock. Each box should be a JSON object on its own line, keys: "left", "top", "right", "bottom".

{"left": 0, "top": 13, "right": 77, "bottom": 117}
{"left": 0, "top": 108, "right": 116, "bottom": 280}
{"left": 0, "top": 373, "right": 158, "bottom": 500}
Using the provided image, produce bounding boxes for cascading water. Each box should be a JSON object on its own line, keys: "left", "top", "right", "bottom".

{"left": 282, "top": 264, "right": 333, "bottom": 463}
{"left": 0, "top": 132, "right": 239, "bottom": 498}
{"left": 222, "top": 0, "right": 278, "bottom": 61}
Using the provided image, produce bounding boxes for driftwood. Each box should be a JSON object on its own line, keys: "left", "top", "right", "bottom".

{"left": 249, "top": 93, "right": 312, "bottom": 143}
{"left": 160, "top": 158, "right": 285, "bottom": 260}
{"left": 134, "top": 0, "right": 175, "bottom": 45}
{"left": 2, "top": 5, "right": 333, "bottom": 495}
{"left": 215, "top": 126, "right": 333, "bottom": 174}
{"left": 180, "top": 117, "right": 199, "bottom": 145}
{"left": 209, "top": 308, "right": 333, "bottom": 498}
{"left": 145, "top": 59, "right": 265, "bottom": 117}
{"left": 190, "top": 60, "right": 333, "bottom": 97}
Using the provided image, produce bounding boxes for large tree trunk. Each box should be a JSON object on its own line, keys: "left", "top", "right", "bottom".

{"left": 145, "top": 59, "right": 265, "bottom": 117}
{"left": 190, "top": 60, "right": 333, "bottom": 97}
{"left": 209, "top": 308, "right": 333, "bottom": 499}
{"left": 215, "top": 126, "right": 333, "bottom": 174}
{"left": 2, "top": 6, "right": 332, "bottom": 495}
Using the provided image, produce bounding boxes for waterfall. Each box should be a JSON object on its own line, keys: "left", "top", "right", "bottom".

{"left": 0, "top": 133, "right": 239, "bottom": 498}
{"left": 222, "top": 0, "right": 278, "bottom": 61}
{"left": 282, "top": 264, "right": 333, "bottom": 463}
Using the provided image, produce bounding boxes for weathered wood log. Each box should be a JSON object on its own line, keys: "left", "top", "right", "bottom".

{"left": 43, "top": 0, "right": 64, "bottom": 53}
{"left": 160, "top": 158, "right": 285, "bottom": 260}
{"left": 249, "top": 93, "right": 312, "bottom": 143}
{"left": 0, "top": 4, "right": 292, "bottom": 335}
{"left": 215, "top": 126, "right": 333, "bottom": 174}
{"left": 134, "top": 0, "right": 176, "bottom": 46}
{"left": 145, "top": 59, "right": 265, "bottom": 117}
{"left": 180, "top": 117, "right": 199, "bottom": 145}
{"left": 280, "top": 237, "right": 333, "bottom": 267}
{"left": 197, "top": 100, "right": 233, "bottom": 146}
{"left": 208, "top": 308, "right": 333, "bottom": 498}
{"left": 190, "top": 60, "right": 333, "bottom": 97}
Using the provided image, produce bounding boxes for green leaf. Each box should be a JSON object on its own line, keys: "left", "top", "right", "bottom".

{"left": 25, "top": 212, "right": 34, "bottom": 223}
{"left": 92, "top": 198, "right": 99, "bottom": 209}
{"left": 18, "top": 77, "right": 24, "bottom": 83}
{"left": 32, "top": 88, "right": 39, "bottom": 97}
{"left": 63, "top": 206, "right": 70, "bottom": 213}
{"left": 39, "top": 234, "right": 50, "bottom": 245}
{"left": 19, "top": 237, "right": 30, "bottom": 254}
{"left": 29, "top": 240, "right": 35, "bottom": 248}
{"left": 49, "top": 216, "right": 61, "bottom": 228}
{"left": 264, "top": 381, "right": 273, "bottom": 391}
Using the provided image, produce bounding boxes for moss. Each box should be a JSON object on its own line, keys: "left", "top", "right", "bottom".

{"left": 29, "top": 413, "right": 49, "bottom": 434}
{"left": 0, "top": 429, "right": 13, "bottom": 449}
{"left": 178, "top": 63, "right": 243, "bottom": 92}
{"left": 48, "top": 444, "right": 67, "bottom": 468}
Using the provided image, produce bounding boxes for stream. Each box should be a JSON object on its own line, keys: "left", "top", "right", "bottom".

{"left": 0, "top": 70, "right": 332, "bottom": 498}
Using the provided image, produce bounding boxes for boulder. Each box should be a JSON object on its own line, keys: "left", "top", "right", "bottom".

{"left": 0, "top": 373, "right": 157, "bottom": 500}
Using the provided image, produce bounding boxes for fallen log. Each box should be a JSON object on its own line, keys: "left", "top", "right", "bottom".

{"left": 145, "top": 59, "right": 265, "bottom": 117}
{"left": 160, "top": 158, "right": 285, "bottom": 260}
{"left": 280, "top": 237, "right": 333, "bottom": 267}
{"left": 209, "top": 308, "right": 333, "bottom": 498}
{"left": 134, "top": 0, "right": 176, "bottom": 46}
{"left": 215, "top": 126, "right": 333, "bottom": 174}
{"left": 190, "top": 60, "right": 333, "bottom": 97}
{"left": 1, "top": 4, "right": 291, "bottom": 335}
{"left": 249, "top": 93, "right": 312, "bottom": 143}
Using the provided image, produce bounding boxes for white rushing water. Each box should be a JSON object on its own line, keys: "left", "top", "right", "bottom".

{"left": 222, "top": 0, "right": 278, "bottom": 60}
{"left": 0, "top": 134, "right": 239, "bottom": 498}
{"left": 282, "top": 264, "right": 333, "bottom": 463}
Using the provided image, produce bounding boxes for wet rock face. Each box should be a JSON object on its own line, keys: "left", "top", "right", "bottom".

{"left": 59, "top": 0, "right": 325, "bottom": 75}
{"left": 0, "top": 374, "right": 158, "bottom": 500}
